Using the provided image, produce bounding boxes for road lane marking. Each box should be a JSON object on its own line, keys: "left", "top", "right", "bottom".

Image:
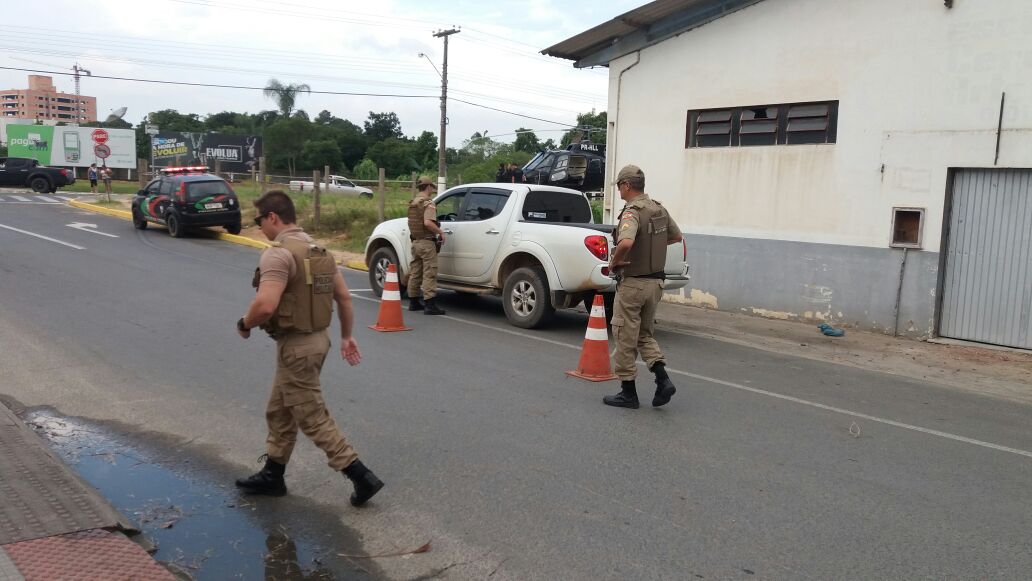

{"left": 0, "top": 223, "right": 86, "bottom": 250}
{"left": 55, "top": 196, "right": 73, "bottom": 201}
{"left": 36, "top": 195, "right": 59, "bottom": 202}
{"left": 355, "top": 293, "right": 1032, "bottom": 461}
{"left": 10, "top": 195, "right": 30, "bottom": 202}
{"left": 66, "top": 222, "right": 119, "bottom": 238}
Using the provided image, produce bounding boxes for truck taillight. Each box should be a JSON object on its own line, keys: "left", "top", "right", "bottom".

{"left": 584, "top": 235, "right": 609, "bottom": 261}
{"left": 60, "top": 169, "right": 69, "bottom": 177}
{"left": 177, "top": 182, "right": 187, "bottom": 202}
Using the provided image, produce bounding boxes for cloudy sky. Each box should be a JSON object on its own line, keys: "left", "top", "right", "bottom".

{"left": 2, "top": 0, "right": 642, "bottom": 144}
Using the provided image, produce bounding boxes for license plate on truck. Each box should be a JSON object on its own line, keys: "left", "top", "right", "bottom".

{"left": 204, "top": 203, "right": 223, "bottom": 210}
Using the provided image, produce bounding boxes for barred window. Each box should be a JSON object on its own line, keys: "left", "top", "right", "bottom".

{"left": 687, "top": 101, "right": 838, "bottom": 148}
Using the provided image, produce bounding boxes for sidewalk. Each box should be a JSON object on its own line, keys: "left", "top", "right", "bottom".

{"left": 0, "top": 402, "right": 173, "bottom": 580}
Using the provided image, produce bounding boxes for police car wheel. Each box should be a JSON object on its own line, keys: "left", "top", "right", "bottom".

{"left": 132, "top": 208, "right": 148, "bottom": 230}
{"left": 368, "top": 246, "right": 400, "bottom": 298}
{"left": 502, "top": 267, "right": 555, "bottom": 329}
{"left": 166, "top": 213, "right": 185, "bottom": 238}
{"left": 225, "top": 222, "right": 242, "bottom": 235}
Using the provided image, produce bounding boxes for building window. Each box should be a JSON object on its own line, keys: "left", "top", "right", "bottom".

{"left": 890, "top": 207, "right": 924, "bottom": 248}
{"left": 687, "top": 100, "right": 838, "bottom": 148}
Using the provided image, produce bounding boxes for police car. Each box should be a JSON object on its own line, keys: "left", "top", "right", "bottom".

{"left": 131, "top": 167, "right": 242, "bottom": 237}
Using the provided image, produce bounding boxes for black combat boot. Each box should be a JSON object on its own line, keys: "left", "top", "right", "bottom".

{"left": 423, "top": 298, "right": 446, "bottom": 316}
{"left": 343, "top": 460, "right": 385, "bottom": 507}
{"left": 235, "top": 454, "right": 287, "bottom": 496}
{"left": 408, "top": 297, "right": 425, "bottom": 311}
{"left": 651, "top": 363, "right": 677, "bottom": 407}
{"left": 603, "top": 380, "right": 640, "bottom": 409}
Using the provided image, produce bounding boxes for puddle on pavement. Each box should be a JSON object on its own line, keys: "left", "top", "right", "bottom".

{"left": 24, "top": 408, "right": 383, "bottom": 581}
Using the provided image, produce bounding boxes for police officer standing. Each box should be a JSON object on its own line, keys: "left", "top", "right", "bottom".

{"left": 604, "top": 165, "right": 683, "bottom": 409}
{"left": 407, "top": 177, "right": 447, "bottom": 315}
{"left": 235, "top": 190, "right": 384, "bottom": 507}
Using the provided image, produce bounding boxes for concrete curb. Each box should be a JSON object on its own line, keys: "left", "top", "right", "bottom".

{"left": 67, "top": 200, "right": 270, "bottom": 250}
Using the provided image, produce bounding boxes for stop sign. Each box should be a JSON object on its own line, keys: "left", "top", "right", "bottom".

{"left": 91, "top": 129, "right": 109, "bottom": 144}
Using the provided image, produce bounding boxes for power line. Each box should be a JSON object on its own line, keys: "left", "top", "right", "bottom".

{"left": 0, "top": 66, "right": 581, "bottom": 126}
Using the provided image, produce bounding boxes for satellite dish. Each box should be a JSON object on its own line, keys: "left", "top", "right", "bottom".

{"left": 104, "top": 106, "right": 128, "bottom": 123}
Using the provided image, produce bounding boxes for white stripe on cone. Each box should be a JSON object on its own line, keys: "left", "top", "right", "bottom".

{"left": 584, "top": 327, "right": 609, "bottom": 341}
{"left": 386, "top": 271, "right": 399, "bottom": 283}
{"left": 383, "top": 290, "right": 401, "bottom": 301}
{"left": 590, "top": 305, "right": 606, "bottom": 318}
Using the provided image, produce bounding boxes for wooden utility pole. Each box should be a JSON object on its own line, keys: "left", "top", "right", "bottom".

{"left": 433, "top": 28, "right": 459, "bottom": 192}
{"left": 258, "top": 157, "right": 267, "bottom": 194}
{"left": 377, "top": 167, "right": 386, "bottom": 223}
{"left": 313, "top": 169, "right": 321, "bottom": 229}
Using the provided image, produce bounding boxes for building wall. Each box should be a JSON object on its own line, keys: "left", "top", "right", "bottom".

{"left": 0, "top": 76, "right": 96, "bottom": 123}
{"left": 605, "top": 0, "right": 1032, "bottom": 337}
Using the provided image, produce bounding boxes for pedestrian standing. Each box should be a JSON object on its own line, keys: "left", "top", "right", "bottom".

{"left": 101, "top": 166, "right": 113, "bottom": 200}
{"left": 407, "top": 176, "right": 447, "bottom": 315}
{"left": 235, "top": 190, "right": 384, "bottom": 506}
{"left": 88, "top": 163, "right": 98, "bottom": 194}
{"left": 604, "top": 165, "right": 684, "bottom": 409}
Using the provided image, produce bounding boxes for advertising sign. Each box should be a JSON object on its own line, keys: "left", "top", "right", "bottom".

{"left": 151, "top": 132, "right": 261, "bottom": 173}
{"left": 7, "top": 125, "right": 136, "bottom": 169}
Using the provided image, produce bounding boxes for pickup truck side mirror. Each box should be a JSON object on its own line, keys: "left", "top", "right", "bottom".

{"left": 136, "top": 189, "right": 147, "bottom": 196}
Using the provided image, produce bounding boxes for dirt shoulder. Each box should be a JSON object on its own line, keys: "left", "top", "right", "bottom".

{"left": 656, "top": 301, "right": 1032, "bottom": 405}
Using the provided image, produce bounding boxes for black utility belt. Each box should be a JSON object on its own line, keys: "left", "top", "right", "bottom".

{"left": 628, "top": 272, "right": 666, "bottom": 280}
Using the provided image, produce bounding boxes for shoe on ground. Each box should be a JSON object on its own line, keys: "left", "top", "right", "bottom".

{"left": 652, "top": 377, "right": 676, "bottom": 407}
{"left": 235, "top": 456, "right": 287, "bottom": 496}
{"left": 343, "top": 460, "right": 385, "bottom": 507}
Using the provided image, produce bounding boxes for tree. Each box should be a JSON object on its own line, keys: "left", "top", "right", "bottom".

{"left": 414, "top": 131, "right": 438, "bottom": 170}
{"left": 302, "top": 139, "right": 342, "bottom": 173}
{"left": 264, "top": 117, "right": 312, "bottom": 175}
{"left": 353, "top": 158, "right": 378, "bottom": 180}
{"left": 146, "top": 109, "right": 204, "bottom": 132}
{"left": 366, "top": 138, "right": 418, "bottom": 177}
{"left": 513, "top": 128, "right": 541, "bottom": 153}
{"left": 541, "top": 138, "right": 557, "bottom": 150}
{"left": 263, "top": 78, "right": 311, "bottom": 117}
{"left": 560, "top": 110, "right": 607, "bottom": 148}
{"left": 363, "top": 111, "right": 403, "bottom": 142}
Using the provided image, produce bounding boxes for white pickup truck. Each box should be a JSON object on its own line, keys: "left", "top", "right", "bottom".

{"left": 364, "top": 183, "right": 690, "bottom": 328}
{"left": 288, "top": 175, "right": 373, "bottom": 198}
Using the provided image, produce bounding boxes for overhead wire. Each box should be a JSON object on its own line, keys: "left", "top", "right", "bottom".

{"left": 0, "top": 66, "right": 578, "bottom": 127}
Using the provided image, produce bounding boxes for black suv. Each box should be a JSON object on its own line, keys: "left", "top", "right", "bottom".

{"left": 132, "top": 167, "right": 242, "bottom": 237}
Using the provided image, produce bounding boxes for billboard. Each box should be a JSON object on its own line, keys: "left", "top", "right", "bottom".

{"left": 6, "top": 125, "right": 136, "bottom": 169}
{"left": 151, "top": 132, "right": 261, "bottom": 173}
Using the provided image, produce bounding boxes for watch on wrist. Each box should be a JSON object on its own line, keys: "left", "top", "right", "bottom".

{"left": 237, "top": 317, "right": 248, "bottom": 332}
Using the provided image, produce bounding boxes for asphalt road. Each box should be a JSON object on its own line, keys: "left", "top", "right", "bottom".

{"left": 2, "top": 200, "right": 1031, "bottom": 580}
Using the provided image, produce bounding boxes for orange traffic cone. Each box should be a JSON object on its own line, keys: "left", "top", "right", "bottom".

{"left": 566, "top": 294, "right": 617, "bottom": 381}
{"left": 369, "top": 263, "right": 412, "bottom": 332}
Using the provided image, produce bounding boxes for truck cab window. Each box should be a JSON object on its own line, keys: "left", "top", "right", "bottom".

{"left": 435, "top": 191, "right": 466, "bottom": 222}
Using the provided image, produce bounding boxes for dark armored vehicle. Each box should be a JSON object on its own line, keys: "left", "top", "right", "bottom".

{"left": 520, "top": 143, "right": 606, "bottom": 196}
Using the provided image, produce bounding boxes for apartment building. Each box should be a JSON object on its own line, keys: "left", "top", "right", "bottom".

{"left": 0, "top": 75, "right": 96, "bottom": 123}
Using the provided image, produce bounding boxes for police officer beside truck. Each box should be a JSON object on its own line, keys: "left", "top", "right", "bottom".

{"left": 604, "top": 165, "right": 684, "bottom": 409}
{"left": 235, "top": 190, "right": 384, "bottom": 507}
{"left": 407, "top": 177, "right": 447, "bottom": 315}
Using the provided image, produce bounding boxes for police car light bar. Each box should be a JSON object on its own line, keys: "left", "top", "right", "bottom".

{"left": 160, "top": 166, "right": 209, "bottom": 174}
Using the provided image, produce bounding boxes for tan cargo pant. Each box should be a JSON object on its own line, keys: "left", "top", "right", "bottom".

{"left": 265, "top": 330, "right": 358, "bottom": 471}
{"left": 611, "top": 276, "right": 666, "bottom": 381}
{"left": 408, "top": 238, "right": 439, "bottom": 300}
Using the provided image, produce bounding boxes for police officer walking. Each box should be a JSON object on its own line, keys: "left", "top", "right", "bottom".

{"left": 235, "top": 190, "right": 384, "bottom": 507}
{"left": 604, "top": 165, "right": 683, "bottom": 409}
{"left": 407, "top": 177, "right": 447, "bottom": 315}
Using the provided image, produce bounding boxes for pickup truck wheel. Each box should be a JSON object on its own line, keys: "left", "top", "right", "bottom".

{"left": 368, "top": 246, "right": 401, "bottom": 298}
{"left": 30, "top": 177, "right": 50, "bottom": 193}
{"left": 503, "top": 267, "right": 555, "bottom": 329}
{"left": 166, "top": 213, "right": 185, "bottom": 238}
{"left": 360, "top": 192, "right": 373, "bottom": 199}
{"left": 132, "top": 208, "right": 148, "bottom": 230}
{"left": 225, "top": 222, "right": 242, "bottom": 235}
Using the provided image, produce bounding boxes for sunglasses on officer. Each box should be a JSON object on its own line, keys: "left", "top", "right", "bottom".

{"left": 254, "top": 212, "right": 271, "bottom": 226}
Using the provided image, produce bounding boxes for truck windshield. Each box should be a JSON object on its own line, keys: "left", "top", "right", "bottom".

{"left": 522, "top": 190, "right": 591, "bottom": 223}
